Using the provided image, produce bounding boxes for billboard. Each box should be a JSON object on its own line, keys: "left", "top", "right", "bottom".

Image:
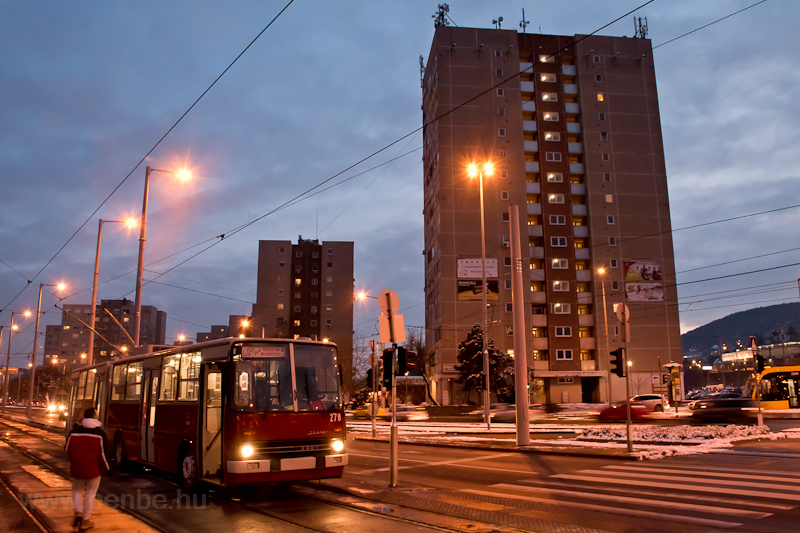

{"left": 624, "top": 261, "right": 664, "bottom": 302}
{"left": 457, "top": 279, "right": 499, "bottom": 301}
{"left": 457, "top": 258, "right": 498, "bottom": 279}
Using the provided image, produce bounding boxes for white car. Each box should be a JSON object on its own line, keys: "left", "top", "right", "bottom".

{"left": 629, "top": 394, "right": 668, "bottom": 412}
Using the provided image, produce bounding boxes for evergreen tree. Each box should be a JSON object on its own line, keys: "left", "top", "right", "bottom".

{"left": 454, "top": 324, "right": 515, "bottom": 403}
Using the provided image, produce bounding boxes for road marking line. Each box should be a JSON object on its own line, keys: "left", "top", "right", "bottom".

{"left": 460, "top": 489, "right": 741, "bottom": 529}
{"left": 349, "top": 452, "right": 541, "bottom": 475}
{"left": 517, "top": 479, "right": 794, "bottom": 510}
{"left": 551, "top": 474, "right": 800, "bottom": 501}
{"left": 489, "top": 483, "right": 771, "bottom": 518}
{"left": 603, "top": 462, "right": 800, "bottom": 478}
{"left": 575, "top": 469, "right": 800, "bottom": 493}
{"left": 602, "top": 464, "right": 800, "bottom": 484}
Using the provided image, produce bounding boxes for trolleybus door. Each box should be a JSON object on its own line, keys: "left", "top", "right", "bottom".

{"left": 202, "top": 364, "right": 223, "bottom": 480}
{"left": 789, "top": 378, "right": 798, "bottom": 408}
{"left": 139, "top": 369, "right": 160, "bottom": 463}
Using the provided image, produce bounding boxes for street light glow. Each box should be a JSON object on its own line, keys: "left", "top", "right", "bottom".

{"left": 56, "top": 283, "right": 66, "bottom": 291}
{"left": 241, "top": 320, "right": 250, "bottom": 328}
{"left": 23, "top": 310, "right": 31, "bottom": 317}
{"left": 125, "top": 218, "right": 138, "bottom": 228}
{"left": 357, "top": 291, "right": 366, "bottom": 301}
{"left": 597, "top": 267, "right": 606, "bottom": 275}
{"left": 176, "top": 168, "right": 192, "bottom": 181}
{"left": 178, "top": 334, "right": 186, "bottom": 342}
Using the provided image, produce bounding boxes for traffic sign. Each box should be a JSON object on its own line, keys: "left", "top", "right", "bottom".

{"left": 615, "top": 304, "right": 630, "bottom": 323}
{"left": 378, "top": 289, "right": 400, "bottom": 316}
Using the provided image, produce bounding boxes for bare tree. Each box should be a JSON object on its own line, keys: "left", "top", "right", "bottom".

{"left": 632, "top": 374, "right": 651, "bottom": 396}
{"left": 351, "top": 331, "right": 373, "bottom": 389}
{"left": 404, "top": 326, "right": 439, "bottom": 405}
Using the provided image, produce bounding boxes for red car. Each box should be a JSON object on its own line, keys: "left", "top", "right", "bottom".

{"left": 598, "top": 401, "right": 649, "bottom": 421}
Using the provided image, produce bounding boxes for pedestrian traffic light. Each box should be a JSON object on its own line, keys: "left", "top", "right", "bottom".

{"left": 396, "top": 347, "right": 407, "bottom": 374}
{"left": 382, "top": 349, "right": 393, "bottom": 387}
{"left": 366, "top": 368, "right": 374, "bottom": 388}
{"left": 610, "top": 348, "right": 626, "bottom": 377}
{"left": 755, "top": 354, "right": 765, "bottom": 373}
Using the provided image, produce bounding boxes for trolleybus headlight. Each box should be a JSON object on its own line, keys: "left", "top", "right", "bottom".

{"left": 331, "top": 439, "right": 345, "bottom": 453}
{"left": 240, "top": 444, "right": 254, "bottom": 458}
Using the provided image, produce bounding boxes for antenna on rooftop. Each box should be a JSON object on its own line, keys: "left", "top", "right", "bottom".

{"left": 519, "top": 8, "right": 529, "bottom": 33}
{"left": 433, "top": 4, "right": 449, "bottom": 28}
{"left": 492, "top": 16, "right": 503, "bottom": 29}
{"left": 634, "top": 16, "right": 648, "bottom": 39}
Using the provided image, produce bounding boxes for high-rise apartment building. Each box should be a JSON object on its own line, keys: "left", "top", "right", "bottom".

{"left": 250, "top": 237, "right": 354, "bottom": 393}
{"left": 422, "top": 26, "right": 681, "bottom": 405}
{"left": 44, "top": 298, "right": 166, "bottom": 366}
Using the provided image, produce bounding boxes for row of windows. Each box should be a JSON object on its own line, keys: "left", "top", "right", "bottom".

{"left": 278, "top": 303, "right": 334, "bottom": 312}
{"left": 279, "top": 248, "right": 335, "bottom": 258}
{"left": 291, "top": 319, "right": 332, "bottom": 327}
{"left": 276, "top": 288, "right": 335, "bottom": 298}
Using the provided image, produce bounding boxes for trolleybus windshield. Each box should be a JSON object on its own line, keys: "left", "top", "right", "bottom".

{"left": 234, "top": 343, "right": 341, "bottom": 412}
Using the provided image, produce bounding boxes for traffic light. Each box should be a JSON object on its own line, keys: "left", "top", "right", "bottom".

{"left": 381, "top": 349, "right": 393, "bottom": 387}
{"left": 755, "top": 354, "right": 765, "bottom": 373}
{"left": 610, "top": 348, "right": 626, "bottom": 377}
{"left": 396, "top": 347, "right": 406, "bottom": 374}
{"left": 366, "top": 368, "right": 374, "bottom": 388}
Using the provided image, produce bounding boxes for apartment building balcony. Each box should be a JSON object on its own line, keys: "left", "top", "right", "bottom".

{"left": 526, "top": 182, "right": 540, "bottom": 194}
{"left": 565, "top": 102, "right": 580, "bottom": 114}
{"left": 572, "top": 204, "right": 587, "bottom": 216}
{"left": 578, "top": 314, "right": 594, "bottom": 327}
{"left": 522, "top": 101, "right": 536, "bottom": 113}
{"left": 529, "top": 246, "right": 544, "bottom": 258}
{"left": 532, "top": 360, "right": 549, "bottom": 371}
{"left": 576, "top": 269, "right": 592, "bottom": 282}
{"left": 520, "top": 81, "right": 535, "bottom": 93}
{"left": 562, "top": 64, "right": 576, "bottom": 76}
{"left": 529, "top": 268, "right": 545, "bottom": 280}
{"left": 571, "top": 183, "right": 586, "bottom": 195}
{"left": 531, "top": 315, "right": 547, "bottom": 327}
{"left": 569, "top": 162, "right": 584, "bottom": 174}
{"left": 523, "top": 120, "right": 537, "bottom": 131}
{"left": 525, "top": 161, "right": 540, "bottom": 173}
{"left": 575, "top": 248, "right": 591, "bottom": 260}
{"left": 531, "top": 338, "right": 549, "bottom": 350}
{"left": 564, "top": 84, "right": 578, "bottom": 95}
{"left": 528, "top": 225, "right": 543, "bottom": 237}
{"left": 573, "top": 225, "right": 589, "bottom": 239}
{"left": 568, "top": 142, "right": 582, "bottom": 154}
{"left": 581, "top": 360, "right": 597, "bottom": 371}
{"left": 520, "top": 62, "right": 533, "bottom": 72}
{"left": 530, "top": 291, "right": 547, "bottom": 303}
{"left": 579, "top": 337, "right": 596, "bottom": 350}
{"left": 566, "top": 122, "right": 581, "bottom": 134}
{"left": 526, "top": 203, "right": 542, "bottom": 215}
{"left": 524, "top": 141, "right": 539, "bottom": 153}
{"left": 577, "top": 292, "right": 593, "bottom": 304}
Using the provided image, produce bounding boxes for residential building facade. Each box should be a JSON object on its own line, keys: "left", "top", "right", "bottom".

{"left": 422, "top": 26, "right": 681, "bottom": 405}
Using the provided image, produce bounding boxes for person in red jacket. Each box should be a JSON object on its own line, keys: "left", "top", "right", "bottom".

{"left": 65, "top": 407, "right": 109, "bottom": 530}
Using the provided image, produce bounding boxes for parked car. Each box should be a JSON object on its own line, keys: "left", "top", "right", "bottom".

{"left": 629, "top": 394, "right": 669, "bottom": 412}
{"left": 598, "top": 401, "right": 650, "bottom": 421}
{"left": 689, "top": 397, "right": 756, "bottom": 421}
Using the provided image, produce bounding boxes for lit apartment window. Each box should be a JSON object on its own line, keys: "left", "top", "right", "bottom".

{"left": 277, "top": 303, "right": 284, "bottom": 310}
{"left": 540, "top": 73, "right": 556, "bottom": 82}
{"left": 539, "top": 55, "right": 554, "bottom": 63}
{"left": 506, "top": 326, "right": 513, "bottom": 336}
{"left": 552, "top": 259, "right": 568, "bottom": 269}
{"left": 595, "top": 74, "right": 603, "bottom": 82}
{"left": 498, "top": 128, "right": 507, "bottom": 137}
{"left": 597, "top": 93, "right": 604, "bottom": 102}
{"left": 599, "top": 113, "right": 606, "bottom": 121}
{"left": 293, "top": 320, "right": 301, "bottom": 327}
{"left": 607, "top": 215, "right": 615, "bottom": 224}
{"left": 551, "top": 237, "right": 567, "bottom": 247}
{"left": 496, "top": 88, "right": 505, "bottom": 97}
{"left": 553, "top": 281, "right": 569, "bottom": 292}
{"left": 541, "top": 92, "right": 557, "bottom": 102}
{"left": 294, "top": 278, "right": 302, "bottom": 287}
{"left": 555, "top": 326, "right": 572, "bottom": 337}
{"left": 593, "top": 55, "right": 601, "bottom": 63}
{"left": 497, "top": 108, "right": 506, "bottom": 116}
{"left": 548, "top": 193, "right": 564, "bottom": 204}
{"left": 604, "top": 173, "right": 612, "bottom": 182}
{"left": 501, "top": 191, "right": 509, "bottom": 200}
{"left": 498, "top": 149, "right": 508, "bottom": 157}
{"left": 556, "top": 349, "right": 573, "bottom": 360}
{"left": 605, "top": 193, "right": 613, "bottom": 203}
{"left": 600, "top": 132, "right": 609, "bottom": 141}
{"left": 549, "top": 214, "right": 566, "bottom": 225}
{"left": 543, "top": 112, "right": 559, "bottom": 122}
{"left": 547, "top": 172, "right": 563, "bottom": 183}
{"left": 553, "top": 303, "right": 571, "bottom": 314}
{"left": 545, "top": 152, "right": 562, "bottom": 162}
{"left": 496, "top": 68, "right": 503, "bottom": 77}
{"left": 325, "top": 304, "right": 333, "bottom": 312}
{"left": 611, "top": 259, "right": 618, "bottom": 268}
{"left": 544, "top": 132, "right": 560, "bottom": 141}
{"left": 609, "top": 237, "right": 617, "bottom": 246}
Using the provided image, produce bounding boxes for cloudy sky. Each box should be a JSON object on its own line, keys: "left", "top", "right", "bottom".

{"left": 1, "top": 0, "right": 797, "bottom": 368}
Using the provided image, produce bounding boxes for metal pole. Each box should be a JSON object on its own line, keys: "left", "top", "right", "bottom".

{"left": 26, "top": 284, "right": 44, "bottom": 418}
{"left": 390, "top": 343, "right": 398, "bottom": 488}
{"left": 600, "top": 274, "right": 611, "bottom": 404}
{"left": 87, "top": 219, "right": 104, "bottom": 367}
{"left": 0, "top": 326, "right": 4, "bottom": 412}
{"left": 479, "top": 170, "right": 491, "bottom": 430}
{"left": 133, "top": 166, "right": 152, "bottom": 348}
{"left": 510, "top": 205, "right": 530, "bottom": 445}
{"left": 622, "top": 306, "right": 633, "bottom": 453}
{"left": 371, "top": 341, "right": 377, "bottom": 439}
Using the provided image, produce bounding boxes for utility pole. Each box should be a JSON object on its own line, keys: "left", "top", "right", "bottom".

{"left": 378, "top": 289, "right": 405, "bottom": 488}
{"left": 509, "top": 205, "right": 530, "bottom": 446}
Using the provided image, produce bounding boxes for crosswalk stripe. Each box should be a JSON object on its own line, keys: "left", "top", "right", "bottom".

{"left": 574, "top": 469, "right": 800, "bottom": 493}
{"left": 460, "top": 488, "right": 741, "bottom": 529}
{"left": 712, "top": 449, "right": 800, "bottom": 459}
{"left": 488, "top": 483, "right": 771, "bottom": 519}
{"left": 602, "top": 462, "right": 800, "bottom": 479}
{"left": 517, "top": 479, "right": 795, "bottom": 510}
{"left": 551, "top": 474, "right": 800, "bottom": 502}
{"left": 602, "top": 464, "right": 800, "bottom": 484}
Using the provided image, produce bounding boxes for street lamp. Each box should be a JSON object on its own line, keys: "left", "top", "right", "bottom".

{"left": 597, "top": 267, "right": 612, "bottom": 403}
{"left": 87, "top": 218, "right": 137, "bottom": 367}
{"left": 468, "top": 161, "right": 494, "bottom": 430}
{"left": 1, "top": 310, "right": 31, "bottom": 414}
{"left": 26, "top": 282, "right": 66, "bottom": 418}
{"left": 133, "top": 165, "right": 191, "bottom": 348}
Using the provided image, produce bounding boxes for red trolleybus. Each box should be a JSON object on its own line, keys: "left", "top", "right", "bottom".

{"left": 66, "top": 337, "right": 348, "bottom": 488}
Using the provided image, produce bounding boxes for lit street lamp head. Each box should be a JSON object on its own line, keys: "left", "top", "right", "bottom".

{"left": 467, "top": 162, "right": 494, "bottom": 178}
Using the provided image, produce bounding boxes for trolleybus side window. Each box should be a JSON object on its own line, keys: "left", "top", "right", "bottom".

{"left": 112, "top": 364, "right": 127, "bottom": 400}
{"left": 178, "top": 352, "right": 201, "bottom": 401}
{"left": 126, "top": 361, "right": 143, "bottom": 400}
{"left": 84, "top": 370, "right": 95, "bottom": 400}
{"left": 77, "top": 371, "right": 88, "bottom": 400}
{"left": 161, "top": 355, "right": 180, "bottom": 400}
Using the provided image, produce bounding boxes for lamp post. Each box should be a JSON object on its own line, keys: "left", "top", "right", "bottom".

{"left": 597, "top": 267, "right": 612, "bottom": 403}
{"left": 2, "top": 311, "right": 31, "bottom": 414}
{"left": 468, "top": 162, "right": 494, "bottom": 430}
{"left": 133, "top": 165, "right": 190, "bottom": 348}
{"left": 88, "top": 218, "right": 136, "bottom": 367}
{"left": 26, "top": 282, "right": 66, "bottom": 418}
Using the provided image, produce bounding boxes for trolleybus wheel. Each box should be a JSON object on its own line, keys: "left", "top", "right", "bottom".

{"left": 114, "top": 433, "right": 128, "bottom": 469}
{"left": 179, "top": 447, "right": 198, "bottom": 491}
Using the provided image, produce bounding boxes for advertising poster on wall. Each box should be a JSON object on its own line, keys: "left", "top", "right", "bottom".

{"left": 624, "top": 261, "right": 664, "bottom": 302}
{"left": 457, "top": 258, "right": 498, "bottom": 279}
{"left": 457, "top": 279, "right": 499, "bottom": 301}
